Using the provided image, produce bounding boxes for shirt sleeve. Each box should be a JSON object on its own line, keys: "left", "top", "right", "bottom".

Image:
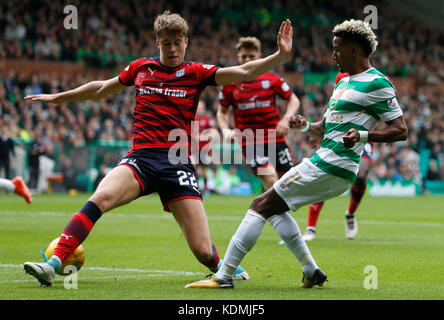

{"left": 366, "top": 83, "right": 403, "bottom": 122}
{"left": 379, "top": 96, "right": 403, "bottom": 122}
{"left": 274, "top": 76, "right": 292, "bottom": 99}
{"left": 119, "top": 58, "right": 146, "bottom": 86}
{"left": 195, "top": 63, "right": 219, "bottom": 87}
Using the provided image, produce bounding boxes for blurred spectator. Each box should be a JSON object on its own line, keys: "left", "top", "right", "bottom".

{"left": 0, "top": 124, "right": 15, "bottom": 178}
{"left": 426, "top": 159, "right": 442, "bottom": 181}
{"left": 60, "top": 157, "right": 79, "bottom": 191}
{"left": 229, "top": 165, "right": 241, "bottom": 187}
{"left": 93, "top": 164, "right": 108, "bottom": 191}
{"left": 28, "top": 134, "right": 45, "bottom": 189}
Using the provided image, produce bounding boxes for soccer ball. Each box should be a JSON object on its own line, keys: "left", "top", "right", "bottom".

{"left": 45, "top": 237, "right": 85, "bottom": 276}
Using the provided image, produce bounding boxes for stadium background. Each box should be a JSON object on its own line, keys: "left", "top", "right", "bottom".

{"left": 1, "top": 0, "right": 443, "bottom": 197}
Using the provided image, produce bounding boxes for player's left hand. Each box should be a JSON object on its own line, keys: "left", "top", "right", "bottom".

{"left": 276, "top": 119, "right": 290, "bottom": 137}
{"left": 342, "top": 129, "right": 360, "bottom": 148}
{"left": 24, "top": 93, "right": 61, "bottom": 103}
{"left": 277, "top": 19, "right": 293, "bottom": 58}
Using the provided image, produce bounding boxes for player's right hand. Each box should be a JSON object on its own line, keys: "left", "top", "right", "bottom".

{"left": 24, "top": 94, "right": 60, "bottom": 103}
{"left": 288, "top": 115, "right": 307, "bottom": 130}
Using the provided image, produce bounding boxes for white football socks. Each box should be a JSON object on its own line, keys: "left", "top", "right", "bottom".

{"left": 0, "top": 178, "right": 15, "bottom": 191}
{"left": 268, "top": 212, "right": 318, "bottom": 277}
{"left": 215, "top": 209, "right": 266, "bottom": 281}
{"left": 215, "top": 209, "right": 319, "bottom": 281}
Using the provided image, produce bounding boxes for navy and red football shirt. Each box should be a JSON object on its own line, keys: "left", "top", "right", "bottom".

{"left": 119, "top": 57, "right": 218, "bottom": 151}
{"left": 219, "top": 72, "right": 292, "bottom": 146}
{"left": 196, "top": 114, "right": 215, "bottom": 151}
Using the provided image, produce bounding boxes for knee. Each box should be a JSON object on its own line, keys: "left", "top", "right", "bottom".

{"left": 89, "top": 190, "right": 113, "bottom": 213}
{"left": 249, "top": 195, "right": 271, "bottom": 219}
{"left": 250, "top": 195, "right": 263, "bottom": 212}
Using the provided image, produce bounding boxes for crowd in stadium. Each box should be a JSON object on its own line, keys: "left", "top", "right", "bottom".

{"left": 1, "top": 0, "right": 444, "bottom": 191}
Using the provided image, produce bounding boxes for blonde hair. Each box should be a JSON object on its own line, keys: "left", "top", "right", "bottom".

{"left": 236, "top": 37, "right": 261, "bottom": 53}
{"left": 333, "top": 19, "right": 378, "bottom": 57}
{"left": 154, "top": 11, "right": 189, "bottom": 38}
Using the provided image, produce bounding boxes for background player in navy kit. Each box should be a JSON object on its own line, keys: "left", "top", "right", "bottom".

{"left": 217, "top": 37, "right": 300, "bottom": 190}
{"left": 22, "top": 11, "right": 294, "bottom": 286}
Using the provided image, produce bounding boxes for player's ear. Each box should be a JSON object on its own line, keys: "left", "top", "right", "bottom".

{"left": 351, "top": 44, "right": 359, "bottom": 57}
{"left": 184, "top": 37, "right": 189, "bottom": 48}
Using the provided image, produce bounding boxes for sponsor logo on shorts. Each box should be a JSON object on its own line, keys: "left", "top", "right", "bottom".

{"left": 120, "top": 158, "right": 142, "bottom": 174}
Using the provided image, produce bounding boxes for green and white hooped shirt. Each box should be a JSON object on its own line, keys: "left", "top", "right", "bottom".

{"left": 310, "top": 67, "right": 403, "bottom": 183}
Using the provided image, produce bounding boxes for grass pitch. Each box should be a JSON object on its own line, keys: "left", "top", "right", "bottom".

{"left": 0, "top": 192, "right": 443, "bottom": 300}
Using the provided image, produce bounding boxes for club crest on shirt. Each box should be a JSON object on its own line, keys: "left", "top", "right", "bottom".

{"left": 176, "top": 69, "right": 185, "bottom": 78}
{"left": 261, "top": 80, "right": 270, "bottom": 89}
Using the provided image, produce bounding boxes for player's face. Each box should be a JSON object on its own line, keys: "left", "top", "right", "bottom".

{"left": 237, "top": 48, "right": 262, "bottom": 65}
{"left": 332, "top": 36, "right": 351, "bottom": 73}
{"left": 157, "top": 32, "right": 188, "bottom": 67}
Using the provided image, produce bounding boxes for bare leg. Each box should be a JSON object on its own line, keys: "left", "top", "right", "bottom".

{"left": 169, "top": 198, "right": 216, "bottom": 267}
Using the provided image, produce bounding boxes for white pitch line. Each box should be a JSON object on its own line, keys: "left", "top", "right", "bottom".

{"left": 0, "top": 210, "right": 441, "bottom": 227}
{"left": 85, "top": 266, "right": 201, "bottom": 275}
{"left": 0, "top": 263, "right": 204, "bottom": 283}
{"left": 0, "top": 274, "right": 199, "bottom": 284}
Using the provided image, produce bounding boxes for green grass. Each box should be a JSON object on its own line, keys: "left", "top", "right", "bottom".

{"left": 0, "top": 193, "right": 443, "bottom": 300}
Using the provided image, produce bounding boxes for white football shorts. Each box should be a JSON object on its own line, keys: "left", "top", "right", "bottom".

{"left": 273, "top": 158, "right": 351, "bottom": 212}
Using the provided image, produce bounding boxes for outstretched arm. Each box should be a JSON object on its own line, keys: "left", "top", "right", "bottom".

{"left": 24, "top": 76, "right": 126, "bottom": 103}
{"left": 215, "top": 20, "right": 293, "bottom": 86}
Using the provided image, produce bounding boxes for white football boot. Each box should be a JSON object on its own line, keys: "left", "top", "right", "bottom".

{"left": 345, "top": 214, "right": 358, "bottom": 239}
{"left": 303, "top": 228, "right": 316, "bottom": 241}
{"left": 24, "top": 262, "right": 56, "bottom": 286}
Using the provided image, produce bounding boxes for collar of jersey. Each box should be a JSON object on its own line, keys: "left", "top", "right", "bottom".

{"left": 154, "top": 56, "right": 185, "bottom": 70}
{"left": 349, "top": 67, "right": 374, "bottom": 79}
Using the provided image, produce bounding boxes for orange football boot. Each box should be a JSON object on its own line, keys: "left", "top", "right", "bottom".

{"left": 12, "top": 176, "right": 32, "bottom": 204}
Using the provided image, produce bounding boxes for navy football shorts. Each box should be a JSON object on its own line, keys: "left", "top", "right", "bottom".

{"left": 361, "top": 142, "right": 374, "bottom": 163}
{"left": 241, "top": 141, "right": 295, "bottom": 175}
{"left": 118, "top": 148, "right": 202, "bottom": 212}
